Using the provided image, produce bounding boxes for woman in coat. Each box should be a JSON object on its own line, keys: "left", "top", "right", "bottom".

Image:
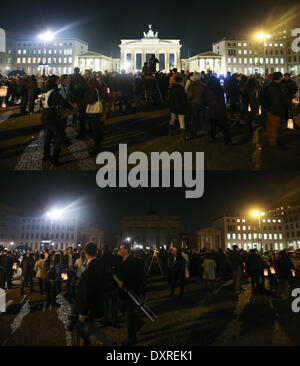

{"left": 206, "top": 76, "right": 231, "bottom": 145}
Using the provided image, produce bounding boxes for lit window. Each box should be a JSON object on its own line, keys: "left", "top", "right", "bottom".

{"left": 17, "top": 50, "right": 21, "bottom": 54}
{"left": 232, "top": 234, "right": 236, "bottom": 239}
{"left": 237, "top": 226, "right": 241, "bottom": 230}
{"left": 238, "top": 50, "right": 242, "bottom": 54}
{"left": 244, "top": 50, "right": 247, "bottom": 54}
{"left": 264, "top": 234, "right": 268, "bottom": 239}
{"left": 242, "top": 226, "right": 246, "bottom": 230}
{"left": 248, "top": 234, "right": 252, "bottom": 239}
{"left": 269, "top": 234, "right": 272, "bottom": 239}
{"left": 227, "top": 233, "right": 231, "bottom": 239}
{"left": 237, "top": 219, "right": 240, "bottom": 222}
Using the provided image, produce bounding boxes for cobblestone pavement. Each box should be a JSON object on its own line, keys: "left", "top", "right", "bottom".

{"left": 1, "top": 274, "right": 299, "bottom": 346}
{"left": 1, "top": 107, "right": 299, "bottom": 170}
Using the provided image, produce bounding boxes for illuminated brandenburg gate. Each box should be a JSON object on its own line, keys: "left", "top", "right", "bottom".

{"left": 121, "top": 213, "right": 181, "bottom": 249}
{"left": 119, "top": 25, "right": 182, "bottom": 73}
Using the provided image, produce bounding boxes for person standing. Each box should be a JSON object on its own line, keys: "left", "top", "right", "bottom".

{"left": 63, "top": 247, "right": 77, "bottom": 297}
{"left": 229, "top": 245, "right": 244, "bottom": 293}
{"left": 34, "top": 254, "right": 45, "bottom": 294}
{"left": 115, "top": 242, "right": 145, "bottom": 345}
{"left": 245, "top": 249, "right": 265, "bottom": 294}
{"left": 169, "top": 76, "right": 187, "bottom": 139}
{"left": 264, "top": 72, "right": 287, "bottom": 146}
{"left": 69, "top": 67, "right": 88, "bottom": 139}
{"left": 74, "top": 242, "right": 106, "bottom": 346}
{"left": 85, "top": 78, "right": 106, "bottom": 157}
{"left": 40, "top": 77, "right": 77, "bottom": 165}
{"left": 98, "top": 244, "right": 121, "bottom": 327}
{"left": 169, "top": 246, "right": 186, "bottom": 297}
{"left": 202, "top": 253, "right": 216, "bottom": 292}
{"left": 186, "top": 72, "right": 207, "bottom": 139}
{"left": 20, "top": 252, "right": 35, "bottom": 295}
{"left": 206, "top": 76, "right": 231, "bottom": 144}
{"left": 275, "top": 251, "right": 295, "bottom": 300}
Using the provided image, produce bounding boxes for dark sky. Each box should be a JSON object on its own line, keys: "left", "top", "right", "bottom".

{"left": 2, "top": 0, "right": 300, "bottom": 57}
{"left": 0, "top": 172, "right": 299, "bottom": 233}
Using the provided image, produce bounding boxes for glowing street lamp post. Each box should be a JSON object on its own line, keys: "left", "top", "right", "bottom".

{"left": 256, "top": 33, "right": 271, "bottom": 78}
{"left": 38, "top": 31, "right": 54, "bottom": 76}
{"left": 252, "top": 211, "right": 265, "bottom": 251}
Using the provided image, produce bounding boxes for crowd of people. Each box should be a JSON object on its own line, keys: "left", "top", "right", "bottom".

{"left": 0, "top": 242, "right": 298, "bottom": 345}
{"left": 1, "top": 63, "right": 299, "bottom": 166}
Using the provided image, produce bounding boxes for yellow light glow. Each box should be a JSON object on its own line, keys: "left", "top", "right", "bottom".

{"left": 256, "top": 32, "right": 271, "bottom": 40}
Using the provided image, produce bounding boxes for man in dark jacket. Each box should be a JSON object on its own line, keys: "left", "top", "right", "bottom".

{"left": 41, "top": 77, "right": 76, "bottom": 165}
{"left": 246, "top": 249, "right": 265, "bottom": 294}
{"left": 275, "top": 251, "right": 294, "bottom": 300}
{"left": 229, "top": 245, "right": 244, "bottom": 293}
{"left": 169, "top": 76, "right": 187, "bottom": 139}
{"left": 169, "top": 246, "right": 186, "bottom": 297}
{"left": 63, "top": 247, "right": 77, "bottom": 297}
{"left": 226, "top": 73, "right": 242, "bottom": 119}
{"left": 115, "top": 242, "right": 145, "bottom": 345}
{"left": 0, "top": 250, "right": 11, "bottom": 289}
{"left": 265, "top": 72, "right": 287, "bottom": 146}
{"left": 74, "top": 242, "right": 106, "bottom": 345}
{"left": 20, "top": 252, "right": 35, "bottom": 295}
{"left": 69, "top": 67, "right": 88, "bottom": 138}
{"left": 282, "top": 73, "right": 298, "bottom": 122}
{"left": 98, "top": 245, "right": 121, "bottom": 326}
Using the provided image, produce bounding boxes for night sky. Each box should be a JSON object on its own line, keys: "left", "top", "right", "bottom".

{"left": 0, "top": 172, "right": 299, "bottom": 233}
{"left": 2, "top": 0, "right": 300, "bottom": 57}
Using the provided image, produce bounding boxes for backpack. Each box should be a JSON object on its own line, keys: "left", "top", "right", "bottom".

{"left": 259, "top": 84, "right": 271, "bottom": 108}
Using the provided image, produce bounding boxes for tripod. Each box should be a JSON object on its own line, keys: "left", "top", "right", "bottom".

{"left": 148, "top": 249, "right": 164, "bottom": 276}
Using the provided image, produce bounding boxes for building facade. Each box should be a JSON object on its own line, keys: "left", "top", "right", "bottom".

{"left": 13, "top": 37, "right": 88, "bottom": 76}
{"left": 78, "top": 51, "right": 114, "bottom": 73}
{"left": 195, "top": 226, "right": 223, "bottom": 251}
{"left": 268, "top": 204, "right": 300, "bottom": 250}
{"left": 121, "top": 212, "right": 181, "bottom": 249}
{"left": 119, "top": 25, "right": 182, "bottom": 73}
{"left": 212, "top": 38, "right": 288, "bottom": 76}
{"left": 187, "top": 52, "right": 222, "bottom": 73}
{"left": 0, "top": 204, "right": 20, "bottom": 249}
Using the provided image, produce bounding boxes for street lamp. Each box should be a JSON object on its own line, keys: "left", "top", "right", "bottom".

{"left": 256, "top": 32, "right": 271, "bottom": 78}
{"left": 251, "top": 210, "right": 265, "bottom": 251}
{"left": 38, "top": 31, "right": 55, "bottom": 76}
{"left": 45, "top": 208, "right": 63, "bottom": 250}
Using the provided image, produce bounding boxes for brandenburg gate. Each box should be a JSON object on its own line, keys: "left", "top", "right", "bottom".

{"left": 121, "top": 213, "right": 181, "bottom": 249}
{"left": 119, "top": 25, "right": 182, "bottom": 73}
